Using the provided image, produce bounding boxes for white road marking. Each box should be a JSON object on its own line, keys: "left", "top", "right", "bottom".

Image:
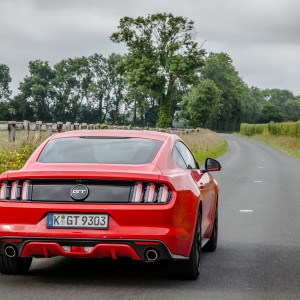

{"left": 258, "top": 166, "right": 264, "bottom": 169}
{"left": 240, "top": 210, "right": 253, "bottom": 213}
{"left": 254, "top": 180, "right": 262, "bottom": 183}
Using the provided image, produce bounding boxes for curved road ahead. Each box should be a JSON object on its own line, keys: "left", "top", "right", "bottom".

{"left": 1, "top": 134, "right": 300, "bottom": 300}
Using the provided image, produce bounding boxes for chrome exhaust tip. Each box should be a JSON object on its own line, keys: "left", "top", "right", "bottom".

{"left": 145, "top": 248, "right": 159, "bottom": 261}
{"left": 4, "top": 245, "right": 17, "bottom": 258}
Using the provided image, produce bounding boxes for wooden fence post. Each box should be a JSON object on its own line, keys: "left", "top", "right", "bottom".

{"left": 81, "top": 123, "right": 87, "bottom": 130}
{"left": 35, "top": 121, "right": 42, "bottom": 140}
{"left": 57, "top": 122, "right": 63, "bottom": 133}
{"left": 8, "top": 121, "right": 16, "bottom": 142}
{"left": 46, "top": 123, "right": 52, "bottom": 137}
{"left": 65, "top": 122, "right": 71, "bottom": 131}
{"left": 23, "top": 120, "right": 30, "bottom": 141}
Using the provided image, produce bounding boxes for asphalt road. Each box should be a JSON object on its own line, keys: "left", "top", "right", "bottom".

{"left": 1, "top": 134, "right": 300, "bottom": 300}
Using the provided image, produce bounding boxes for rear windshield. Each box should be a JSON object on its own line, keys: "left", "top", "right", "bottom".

{"left": 37, "top": 137, "right": 163, "bottom": 164}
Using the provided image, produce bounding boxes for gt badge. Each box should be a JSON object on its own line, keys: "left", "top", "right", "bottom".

{"left": 70, "top": 185, "right": 89, "bottom": 201}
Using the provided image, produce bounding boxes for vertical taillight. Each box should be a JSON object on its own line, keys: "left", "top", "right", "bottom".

{"left": 132, "top": 183, "right": 143, "bottom": 203}
{"left": 0, "top": 180, "right": 31, "bottom": 201}
{"left": 10, "top": 181, "right": 17, "bottom": 200}
{"left": 22, "top": 181, "right": 30, "bottom": 201}
{"left": 130, "top": 182, "right": 172, "bottom": 204}
{"left": 157, "top": 185, "right": 170, "bottom": 203}
{"left": 0, "top": 182, "right": 6, "bottom": 199}
{"left": 144, "top": 184, "right": 156, "bottom": 203}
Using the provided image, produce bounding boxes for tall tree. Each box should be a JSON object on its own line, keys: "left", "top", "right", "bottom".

{"left": 53, "top": 57, "right": 91, "bottom": 122}
{"left": 87, "top": 53, "right": 128, "bottom": 124}
{"left": 0, "top": 64, "right": 12, "bottom": 101}
{"left": 259, "top": 103, "right": 284, "bottom": 123}
{"left": 283, "top": 99, "right": 300, "bottom": 121}
{"left": 201, "top": 52, "right": 247, "bottom": 131}
{"left": 17, "top": 60, "right": 55, "bottom": 121}
{"left": 242, "top": 87, "right": 266, "bottom": 124}
{"left": 111, "top": 13, "right": 205, "bottom": 128}
{"left": 180, "top": 79, "right": 222, "bottom": 129}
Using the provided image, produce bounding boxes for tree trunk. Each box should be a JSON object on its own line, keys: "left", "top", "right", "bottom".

{"left": 158, "top": 79, "right": 174, "bottom": 128}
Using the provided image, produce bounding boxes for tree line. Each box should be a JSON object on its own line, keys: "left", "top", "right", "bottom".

{"left": 1, "top": 13, "right": 300, "bottom": 131}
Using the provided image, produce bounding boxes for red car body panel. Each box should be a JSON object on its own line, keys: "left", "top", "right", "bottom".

{"left": 0, "top": 130, "right": 219, "bottom": 262}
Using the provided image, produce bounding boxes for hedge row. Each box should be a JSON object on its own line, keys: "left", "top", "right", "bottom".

{"left": 240, "top": 121, "right": 300, "bottom": 137}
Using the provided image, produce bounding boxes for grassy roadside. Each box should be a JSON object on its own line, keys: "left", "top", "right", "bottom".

{"left": 239, "top": 134, "right": 300, "bottom": 159}
{"left": 0, "top": 129, "right": 227, "bottom": 173}
{"left": 182, "top": 129, "right": 228, "bottom": 164}
{"left": 0, "top": 131, "right": 47, "bottom": 174}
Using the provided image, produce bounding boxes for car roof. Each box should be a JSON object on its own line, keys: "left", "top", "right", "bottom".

{"left": 49, "top": 130, "right": 177, "bottom": 142}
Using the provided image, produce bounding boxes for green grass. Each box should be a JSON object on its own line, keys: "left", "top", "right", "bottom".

{"left": 0, "top": 131, "right": 48, "bottom": 174}
{"left": 0, "top": 129, "right": 227, "bottom": 173}
{"left": 240, "top": 134, "right": 300, "bottom": 159}
{"left": 182, "top": 129, "right": 228, "bottom": 164}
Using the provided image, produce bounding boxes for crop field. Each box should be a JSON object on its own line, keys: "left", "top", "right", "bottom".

{"left": 0, "top": 129, "right": 227, "bottom": 174}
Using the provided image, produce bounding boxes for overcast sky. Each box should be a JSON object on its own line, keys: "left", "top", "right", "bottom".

{"left": 1, "top": 0, "right": 300, "bottom": 96}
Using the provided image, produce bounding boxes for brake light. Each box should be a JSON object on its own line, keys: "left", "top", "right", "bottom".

{"left": 130, "top": 182, "right": 172, "bottom": 204}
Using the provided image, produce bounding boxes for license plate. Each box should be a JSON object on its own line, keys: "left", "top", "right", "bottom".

{"left": 47, "top": 213, "right": 109, "bottom": 229}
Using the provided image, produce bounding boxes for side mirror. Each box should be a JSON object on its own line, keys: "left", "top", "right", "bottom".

{"left": 204, "top": 158, "right": 221, "bottom": 172}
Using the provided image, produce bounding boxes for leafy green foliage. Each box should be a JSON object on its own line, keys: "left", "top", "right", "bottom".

{"left": 180, "top": 79, "right": 222, "bottom": 128}
{"left": 111, "top": 13, "right": 205, "bottom": 127}
{"left": 17, "top": 61, "right": 55, "bottom": 121}
{"left": 240, "top": 121, "right": 300, "bottom": 138}
{"left": 1, "top": 13, "right": 299, "bottom": 130}
{"left": 259, "top": 103, "right": 284, "bottom": 123}
{"left": 200, "top": 52, "right": 248, "bottom": 132}
{"left": 0, "top": 64, "right": 12, "bottom": 101}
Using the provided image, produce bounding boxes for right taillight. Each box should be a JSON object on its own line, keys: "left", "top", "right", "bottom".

{"left": 130, "top": 182, "right": 172, "bottom": 204}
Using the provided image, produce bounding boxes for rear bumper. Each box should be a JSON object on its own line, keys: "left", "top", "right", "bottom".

{"left": 0, "top": 237, "right": 186, "bottom": 262}
{"left": 0, "top": 190, "right": 200, "bottom": 260}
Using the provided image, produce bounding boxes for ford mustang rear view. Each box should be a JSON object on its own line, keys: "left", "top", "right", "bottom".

{"left": 0, "top": 130, "right": 221, "bottom": 279}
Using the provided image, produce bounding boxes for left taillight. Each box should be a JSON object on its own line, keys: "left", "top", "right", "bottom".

{"left": 0, "top": 182, "right": 8, "bottom": 200}
{"left": 0, "top": 180, "right": 31, "bottom": 201}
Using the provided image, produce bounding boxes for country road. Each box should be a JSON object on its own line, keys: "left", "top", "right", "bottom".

{"left": 1, "top": 134, "right": 300, "bottom": 300}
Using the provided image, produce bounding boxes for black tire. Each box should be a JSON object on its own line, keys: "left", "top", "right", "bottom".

{"left": 170, "top": 212, "right": 201, "bottom": 280}
{"left": 0, "top": 255, "right": 32, "bottom": 275}
{"left": 203, "top": 202, "right": 218, "bottom": 252}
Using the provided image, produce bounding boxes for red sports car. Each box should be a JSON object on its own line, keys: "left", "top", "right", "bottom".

{"left": 0, "top": 130, "right": 221, "bottom": 279}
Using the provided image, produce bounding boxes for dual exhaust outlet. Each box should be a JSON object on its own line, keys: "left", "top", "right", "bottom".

{"left": 144, "top": 248, "right": 159, "bottom": 262}
{"left": 4, "top": 245, "right": 18, "bottom": 258}
{"left": 3, "top": 245, "right": 160, "bottom": 261}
